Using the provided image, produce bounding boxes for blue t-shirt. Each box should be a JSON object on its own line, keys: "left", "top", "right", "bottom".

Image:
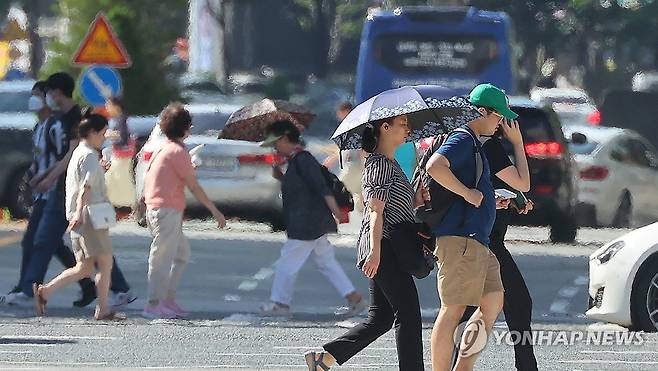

{"left": 433, "top": 127, "right": 496, "bottom": 247}
{"left": 394, "top": 142, "right": 416, "bottom": 182}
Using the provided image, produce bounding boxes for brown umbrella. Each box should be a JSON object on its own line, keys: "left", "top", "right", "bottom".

{"left": 219, "top": 99, "right": 315, "bottom": 141}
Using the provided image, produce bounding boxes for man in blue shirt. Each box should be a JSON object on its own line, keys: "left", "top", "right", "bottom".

{"left": 426, "top": 84, "right": 517, "bottom": 371}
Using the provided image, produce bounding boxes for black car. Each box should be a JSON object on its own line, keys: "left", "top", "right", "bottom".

{"left": 506, "top": 97, "right": 579, "bottom": 243}
{"left": 0, "top": 114, "right": 34, "bottom": 219}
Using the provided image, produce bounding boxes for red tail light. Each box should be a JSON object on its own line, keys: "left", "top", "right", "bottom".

{"left": 524, "top": 141, "right": 563, "bottom": 159}
{"left": 580, "top": 165, "right": 609, "bottom": 180}
{"left": 238, "top": 154, "right": 284, "bottom": 165}
{"left": 587, "top": 110, "right": 601, "bottom": 125}
{"left": 143, "top": 151, "right": 153, "bottom": 162}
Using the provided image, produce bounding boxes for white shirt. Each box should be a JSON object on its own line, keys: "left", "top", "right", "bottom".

{"left": 65, "top": 142, "right": 110, "bottom": 221}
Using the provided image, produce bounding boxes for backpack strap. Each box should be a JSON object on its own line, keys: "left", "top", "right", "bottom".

{"left": 453, "top": 128, "right": 484, "bottom": 188}
{"left": 452, "top": 128, "right": 485, "bottom": 228}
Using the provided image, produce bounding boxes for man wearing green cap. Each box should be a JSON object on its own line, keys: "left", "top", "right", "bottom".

{"left": 458, "top": 86, "right": 538, "bottom": 370}
{"left": 425, "top": 83, "right": 518, "bottom": 371}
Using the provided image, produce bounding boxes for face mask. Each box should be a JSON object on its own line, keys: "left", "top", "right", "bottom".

{"left": 28, "top": 96, "right": 44, "bottom": 112}
{"left": 46, "top": 94, "right": 58, "bottom": 109}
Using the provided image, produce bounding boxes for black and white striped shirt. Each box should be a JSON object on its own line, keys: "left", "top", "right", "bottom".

{"left": 356, "top": 153, "right": 416, "bottom": 268}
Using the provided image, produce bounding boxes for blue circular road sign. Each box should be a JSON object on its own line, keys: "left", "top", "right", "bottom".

{"left": 80, "top": 65, "right": 122, "bottom": 107}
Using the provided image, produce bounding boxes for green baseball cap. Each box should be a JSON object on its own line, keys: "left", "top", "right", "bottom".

{"left": 469, "top": 83, "right": 518, "bottom": 120}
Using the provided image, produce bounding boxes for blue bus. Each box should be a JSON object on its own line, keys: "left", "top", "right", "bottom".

{"left": 355, "top": 6, "right": 516, "bottom": 103}
{"left": 354, "top": 6, "right": 516, "bottom": 180}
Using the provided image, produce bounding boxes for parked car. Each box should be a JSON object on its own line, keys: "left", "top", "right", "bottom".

{"left": 552, "top": 102, "right": 600, "bottom": 127}
{"left": 0, "top": 80, "right": 37, "bottom": 218}
{"left": 0, "top": 79, "right": 35, "bottom": 113}
{"left": 0, "top": 114, "right": 34, "bottom": 218}
{"left": 133, "top": 101, "right": 342, "bottom": 230}
{"left": 530, "top": 87, "right": 594, "bottom": 107}
{"left": 565, "top": 125, "right": 658, "bottom": 228}
{"left": 587, "top": 222, "right": 658, "bottom": 332}
{"left": 507, "top": 97, "right": 579, "bottom": 243}
{"left": 133, "top": 103, "right": 289, "bottom": 228}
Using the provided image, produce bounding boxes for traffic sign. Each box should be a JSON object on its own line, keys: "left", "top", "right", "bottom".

{"left": 80, "top": 65, "right": 122, "bottom": 107}
{"left": 72, "top": 12, "right": 131, "bottom": 67}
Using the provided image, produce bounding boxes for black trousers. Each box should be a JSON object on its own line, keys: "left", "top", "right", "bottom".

{"left": 324, "top": 240, "right": 424, "bottom": 371}
{"left": 457, "top": 224, "right": 538, "bottom": 371}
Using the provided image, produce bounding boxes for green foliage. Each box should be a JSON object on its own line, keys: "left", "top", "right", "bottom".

{"left": 42, "top": 0, "right": 188, "bottom": 115}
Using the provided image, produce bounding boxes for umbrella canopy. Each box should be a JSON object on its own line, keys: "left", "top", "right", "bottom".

{"left": 331, "top": 85, "right": 482, "bottom": 150}
{"left": 219, "top": 99, "right": 315, "bottom": 141}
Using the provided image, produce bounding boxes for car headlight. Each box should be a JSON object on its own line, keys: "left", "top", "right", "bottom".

{"left": 593, "top": 241, "right": 625, "bottom": 264}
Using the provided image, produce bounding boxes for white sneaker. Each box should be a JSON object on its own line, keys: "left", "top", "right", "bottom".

{"left": 5, "top": 292, "right": 32, "bottom": 307}
{"left": 259, "top": 302, "right": 291, "bottom": 317}
{"left": 111, "top": 291, "right": 138, "bottom": 308}
{"left": 335, "top": 298, "right": 367, "bottom": 317}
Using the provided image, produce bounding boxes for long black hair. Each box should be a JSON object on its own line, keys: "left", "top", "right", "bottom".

{"left": 361, "top": 118, "right": 387, "bottom": 153}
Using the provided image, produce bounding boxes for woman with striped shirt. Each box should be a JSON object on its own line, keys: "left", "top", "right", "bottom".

{"left": 304, "top": 114, "right": 427, "bottom": 371}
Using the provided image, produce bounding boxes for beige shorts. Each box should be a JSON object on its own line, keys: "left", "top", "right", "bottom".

{"left": 71, "top": 220, "right": 112, "bottom": 261}
{"left": 434, "top": 236, "right": 504, "bottom": 306}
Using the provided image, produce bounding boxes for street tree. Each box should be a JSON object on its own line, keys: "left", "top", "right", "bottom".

{"left": 42, "top": 0, "right": 187, "bottom": 115}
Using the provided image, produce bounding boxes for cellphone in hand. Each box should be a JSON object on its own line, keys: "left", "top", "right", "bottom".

{"left": 494, "top": 188, "right": 517, "bottom": 199}
{"left": 511, "top": 192, "right": 528, "bottom": 210}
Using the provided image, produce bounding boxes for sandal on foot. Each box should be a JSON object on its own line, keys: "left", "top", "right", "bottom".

{"left": 32, "top": 283, "right": 46, "bottom": 316}
{"left": 95, "top": 311, "right": 127, "bottom": 321}
{"left": 304, "top": 351, "right": 331, "bottom": 371}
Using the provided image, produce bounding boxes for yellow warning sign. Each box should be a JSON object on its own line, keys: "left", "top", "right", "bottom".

{"left": 0, "top": 42, "right": 9, "bottom": 80}
{"left": 72, "top": 12, "right": 131, "bottom": 67}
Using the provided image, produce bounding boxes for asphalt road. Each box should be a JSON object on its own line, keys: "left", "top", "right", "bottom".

{"left": 0, "top": 218, "right": 654, "bottom": 370}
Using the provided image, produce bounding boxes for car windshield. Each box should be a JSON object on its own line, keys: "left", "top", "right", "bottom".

{"left": 0, "top": 91, "right": 31, "bottom": 112}
{"left": 190, "top": 111, "right": 231, "bottom": 135}
{"left": 375, "top": 33, "right": 499, "bottom": 75}
{"left": 515, "top": 107, "right": 556, "bottom": 143}
{"left": 568, "top": 140, "right": 599, "bottom": 155}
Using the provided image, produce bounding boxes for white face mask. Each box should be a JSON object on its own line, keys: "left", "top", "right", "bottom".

{"left": 46, "top": 93, "right": 58, "bottom": 109}
{"left": 28, "top": 95, "right": 44, "bottom": 112}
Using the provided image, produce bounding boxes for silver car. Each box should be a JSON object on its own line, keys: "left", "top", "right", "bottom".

{"left": 134, "top": 103, "right": 290, "bottom": 230}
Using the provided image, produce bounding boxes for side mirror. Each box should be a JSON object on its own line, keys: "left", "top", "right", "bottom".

{"left": 571, "top": 132, "right": 587, "bottom": 144}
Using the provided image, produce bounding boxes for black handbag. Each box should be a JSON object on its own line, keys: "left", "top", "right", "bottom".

{"left": 388, "top": 222, "right": 437, "bottom": 279}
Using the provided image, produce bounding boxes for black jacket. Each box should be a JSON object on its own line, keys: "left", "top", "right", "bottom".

{"left": 282, "top": 151, "right": 337, "bottom": 240}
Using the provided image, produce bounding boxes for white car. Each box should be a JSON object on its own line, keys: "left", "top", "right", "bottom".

{"left": 530, "top": 87, "right": 594, "bottom": 107}
{"left": 134, "top": 103, "right": 291, "bottom": 229}
{"left": 553, "top": 102, "right": 600, "bottom": 127}
{"left": 587, "top": 222, "right": 658, "bottom": 331}
{"left": 565, "top": 125, "right": 658, "bottom": 227}
{"left": 531, "top": 88, "right": 600, "bottom": 127}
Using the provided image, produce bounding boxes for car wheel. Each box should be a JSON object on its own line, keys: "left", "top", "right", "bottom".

{"left": 550, "top": 212, "right": 577, "bottom": 243}
{"left": 7, "top": 166, "right": 32, "bottom": 219}
{"left": 631, "top": 255, "right": 658, "bottom": 332}
{"left": 612, "top": 194, "right": 632, "bottom": 228}
{"left": 269, "top": 213, "right": 286, "bottom": 232}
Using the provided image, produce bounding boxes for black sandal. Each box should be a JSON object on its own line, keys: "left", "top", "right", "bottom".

{"left": 304, "top": 351, "right": 331, "bottom": 371}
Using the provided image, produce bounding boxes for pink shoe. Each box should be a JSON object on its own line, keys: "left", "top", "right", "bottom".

{"left": 142, "top": 303, "right": 177, "bottom": 319}
{"left": 162, "top": 299, "right": 189, "bottom": 317}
